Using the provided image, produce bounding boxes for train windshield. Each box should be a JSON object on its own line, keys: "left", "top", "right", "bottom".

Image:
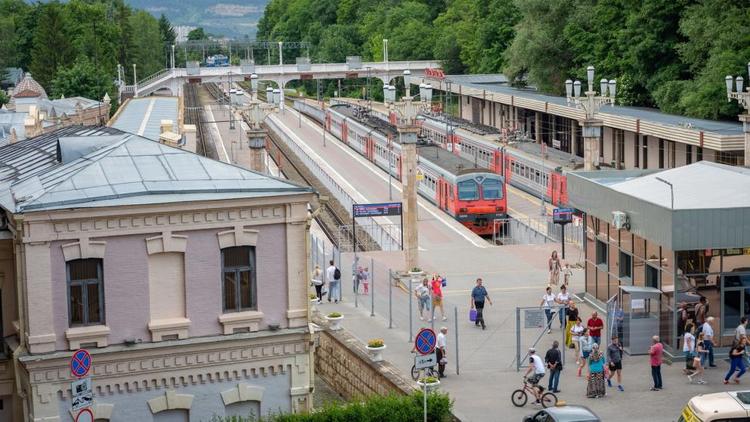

{"left": 482, "top": 178, "right": 503, "bottom": 200}
{"left": 457, "top": 180, "right": 479, "bottom": 201}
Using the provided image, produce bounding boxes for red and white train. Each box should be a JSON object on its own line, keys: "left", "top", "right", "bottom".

{"left": 295, "top": 101, "right": 507, "bottom": 236}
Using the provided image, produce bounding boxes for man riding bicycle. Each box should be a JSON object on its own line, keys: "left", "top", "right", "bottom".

{"left": 524, "top": 347, "right": 547, "bottom": 399}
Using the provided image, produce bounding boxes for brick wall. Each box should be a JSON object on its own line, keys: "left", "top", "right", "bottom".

{"left": 313, "top": 315, "right": 415, "bottom": 400}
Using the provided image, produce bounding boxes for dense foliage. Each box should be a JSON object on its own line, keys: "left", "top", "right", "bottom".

{"left": 210, "top": 392, "right": 453, "bottom": 422}
{"left": 0, "top": 0, "right": 175, "bottom": 103}
{"left": 258, "top": 0, "right": 750, "bottom": 120}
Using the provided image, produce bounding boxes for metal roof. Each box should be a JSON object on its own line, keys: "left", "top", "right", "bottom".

{"left": 111, "top": 97, "right": 179, "bottom": 141}
{"left": 0, "top": 126, "right": 312, "bottom": 213}
{"left": 446, "top": 74, "right": 743, "bottom": 136}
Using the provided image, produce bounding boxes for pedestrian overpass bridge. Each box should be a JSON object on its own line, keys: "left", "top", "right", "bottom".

{"left": 121, "top": 60, "right": 442, "bottom": 99}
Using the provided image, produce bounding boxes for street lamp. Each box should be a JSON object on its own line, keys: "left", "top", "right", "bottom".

{"left": 565, "top": 65, "right": 616, "bottom": 170}
{"left": 725, "top": 61, "right": 750, "bottom": 167}
{"left": 250, "top": 73, "right": 258, "bottom": 100}
{"left": 266, "top": 87, "right": 273, "bottom": 105}
{"left": 403, "top": 70, "right": 411, "bottom": 98}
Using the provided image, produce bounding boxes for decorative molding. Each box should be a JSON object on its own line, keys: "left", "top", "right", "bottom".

{"left": 65, "top": 325, "right": 110, "bottom": 350}
{"left": 217, "top": 227, "right": 259, "bottom": 249}
{"left": 61, "top": 238, "right": 106, "bottom": 261}
{"left": 148, "top": 318, "right": 191, "bottom": 342}
{"left": 148, "top": 390, "right": 193, "bottom": 414}
{"left": 220, "top": 383, "right": 264, "bottom": 405}
{"left": 145, "top": 232, "right": 188, "bottom": 255}
{"left": 218, "top": 311, "right": 264, "bottom": 335}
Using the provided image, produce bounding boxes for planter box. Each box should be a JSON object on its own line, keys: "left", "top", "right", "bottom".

{"left": 365, "top": 344, "right": 387, "bottom": 362}
{"left": 326, "top": 315, "right": 344, "bottom": 331}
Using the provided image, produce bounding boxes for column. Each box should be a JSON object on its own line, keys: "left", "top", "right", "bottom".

{"left": 24, "top": 242, "right": 56, "bottom": 353}
{"left": 582, "top": 119, "right": 603, "bottom": 171}
{"left": 571, "top": 120, "right": 578, "bottom": 157}
{"left": 741, "top": 114, "right": 750, "bottom": 167}
{"left": 247, "top": 129, "right": 268, "bottom": 173}
{"left": 535, "top": 112, "right": 541, "bottom": 144}
{"left": 399, "top": 126, "right": 420, "bottom": 271}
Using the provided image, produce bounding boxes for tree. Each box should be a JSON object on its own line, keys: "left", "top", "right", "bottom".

{"left": 158, "top": 14, "right": 176, "bottom": 45}
{"left": 129, "top": 10, "right": 165, "bottom": 77}
{"left": 187, "top": 27, "right": 208, "bottom": 41}
{"left": 0, "top": 90, "right": 8, "bottom": 108}
{"left": 51, "top": 57, "right": 115, "bottom": 102}
{"left": 29, "top": 1, "right": 74, "bottom": 90}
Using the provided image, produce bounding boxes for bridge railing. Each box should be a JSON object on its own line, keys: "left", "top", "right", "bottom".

{"left": 137, "top": 68, "right": 173, "bottom": 90}
{"left": 265, "top": 115, "right": 401, "bottom": 252}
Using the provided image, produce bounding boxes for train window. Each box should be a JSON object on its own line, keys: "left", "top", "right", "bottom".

{"left": 457, "top": 180, "right": 479, "bottom": 201}
{"left": 482, "top": 178, "right": 503, "bottom": 200}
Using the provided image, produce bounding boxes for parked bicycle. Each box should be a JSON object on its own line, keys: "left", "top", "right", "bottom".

{"left": 511, "top": 377, "right": 558, "bottom": 408}
{"left": 410, "top": 351, "right": 437, "bottom": 381}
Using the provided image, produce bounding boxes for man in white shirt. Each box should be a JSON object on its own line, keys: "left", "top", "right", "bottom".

{"left": 436, "top": 327, "right": 448, "bottom": 378}
{"left": 702, "top": 316, "right": 716, "bottom": 367}
{"left": 325, "top": 260, "right": 340, "bottom": 303}
{"left": 540, "top": 286, "right": 556, "bottom": 334}
{"left": 524, "top": 347, "right": 546, "bottom": 392}
{"left": 555, "top": 286, "right": 570, "bottom": 329}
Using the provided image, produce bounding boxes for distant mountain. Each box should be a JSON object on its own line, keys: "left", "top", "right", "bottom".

{"left": 126, "top": 0, "right": 268, "bottom": 38}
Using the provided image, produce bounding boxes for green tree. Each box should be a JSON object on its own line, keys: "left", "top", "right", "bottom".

{"left": 0, "top": 90, "right": 8, "bottom": 107}
{"left": 51, "top": 57, "right": 115, "bottom": 102}
{"left": 187, "top": 27, "right": 208, "bottom": 41}
{"left": 158, "top": 14, "right": 176, "bottom": 45}
{"left": 29, "top": 1, "right": 74, "bottom": 90}
{"left": 129, "top": 10, "right": 165, "bottom": 78}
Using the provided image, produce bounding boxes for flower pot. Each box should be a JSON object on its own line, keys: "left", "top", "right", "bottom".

{"left": 366, "top": 344, "right": 387, "bottom": 362}
{"left": 417, "top": 379, "right": 440, "bottom": 392}
{"left": 326, "top": 315, "right": 344, "bottom": 331}
{"left": 310, "top": 298, "right": 318, "bottom": 311}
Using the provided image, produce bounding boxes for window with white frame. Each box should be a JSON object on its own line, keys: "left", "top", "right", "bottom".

{"left": 68, "top": 258, "right": 104, "bottom": 326}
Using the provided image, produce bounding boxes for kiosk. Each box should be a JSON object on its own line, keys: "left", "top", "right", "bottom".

{"left": 618, "top": 285, "right": 662, "bottom": 355}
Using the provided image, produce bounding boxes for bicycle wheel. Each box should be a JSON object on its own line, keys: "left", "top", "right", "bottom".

{"left": 411, "top": 365, "right": 419, "bottom": 381}
{"left": 511, "top": 389, "right": 528, "bottom": 407}
{"left": 541, "top": 392, "right": 558, "bottom": 408}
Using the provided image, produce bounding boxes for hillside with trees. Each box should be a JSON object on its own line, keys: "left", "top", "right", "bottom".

{"left": 258, "top": 0, "right": 750, "bottom": 120}
{"left": 0, "top": 0, "right": 176, "bottom": 104}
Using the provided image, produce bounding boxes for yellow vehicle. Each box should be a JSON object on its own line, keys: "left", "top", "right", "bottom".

{"left": 680, "top": 391, "right": 750, "bottom": 422}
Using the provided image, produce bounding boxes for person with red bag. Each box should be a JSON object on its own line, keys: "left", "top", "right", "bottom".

{"left": 470, "top": 278, "right": 492, "bottom": 329}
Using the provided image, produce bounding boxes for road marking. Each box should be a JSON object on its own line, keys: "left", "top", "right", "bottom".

{"left": 137, "top": 98, "right": 155, "bottom": 136}
{"left": 278, "top": 109, "right": 488, "bottom": 248}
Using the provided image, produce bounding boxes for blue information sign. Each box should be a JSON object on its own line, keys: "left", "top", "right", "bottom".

{"left": 553, "top": 208, "right": 574, "bottom": 225}
{"left": 353, "top": 202, "right": 402, "bottom": 218}
{"left": 70, "top": 349, "right": 92, "bottom": 378}
{"left": 414, "top": 328, "right": 437, "bottom": 355}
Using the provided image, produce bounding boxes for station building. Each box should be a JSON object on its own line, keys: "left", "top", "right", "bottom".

{"left": 567, "top": 161, "right": 750, "bottom": 354}
{"left": 0, "top": 126, "right": 315, "bottom": 421}
{"left": 423, "top": 73, "right": 747, "bottom": 169}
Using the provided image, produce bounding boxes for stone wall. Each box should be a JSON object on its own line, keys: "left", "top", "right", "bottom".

{"left": 313, "top": 314, "right": 414, "bottom": 400}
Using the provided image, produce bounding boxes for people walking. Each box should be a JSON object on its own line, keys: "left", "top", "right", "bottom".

{"left": 541, "top": 286, "right": 556, "bottom": 334}
{"left": 683, "top": 322, "right": 696, "bottom": 376}
{"left": 362, "top": 267, "right": 370, "bottom": 294}
{"left": 311, "top": 265, "right": 323, "bottom": 303}
{"left": 566, "top": 303, "right": 580, "bottom": 348}
{"left": 570, "top": 317, "right": 584, "bottom": 364}
{"left": 586, "top": 343, "right": 606, "bottom": 398}
{"left": 690, "top": 332, "right": 707, "bottom": 384}
{"left": 563, "top": 263, "right": 572, "bottom": 286}
{"left": 549, "top": 251, "right": 562, "bottom": 285}
{"left": 649, "top": 336, "right": 664, "bottom": 391}
{"left": 725, "top": 336, "right": 747, "bottom": 385}
{"left": 470, "top": 278, "right": 492, "bottom": 329}
{"left": 545, "top": 341, "right": 563, "bottom": 393}
{"left": 437, "top": 327, "right": 448, "bottom": 378}
{"left": 587, "top": 311, "right": 604, "bottom": 346}
{"left": 326, "top": 260, "right": 341, "bottom": 303}
{"left": 607, "top": 335, "right": 624, "bottom": 391}
{"left": 695, "top": 296, "right": 709, "bottom": 329}
{"left": 431, "top": 275, "right": 447, "bottom": 321}
{"left": 556, "top": 285, "right": 570, "bottom": 330}
{"left": 415, "top": 278, "right": 431, "bottom": 321}
{"left": 702, "top": 316, "right": 716, "bottom": 368}
{"left": 354, "top": 266, "right": 362, "bottom": 294}
{"left": 578, "top": 328, "right": 593, "bottom": 377}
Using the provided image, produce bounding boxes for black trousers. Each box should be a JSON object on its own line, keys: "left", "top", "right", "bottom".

{"left": 314, "top": 284, "right": 323, "bottom": 300}
{"left": 436, "top": 347, "right": 445, "bottom": 377}
{"left": 474, "top": 300, "right": 485, "bottom": 327}
{"left": 651, "top": 365, "right": 663, "bottom": 389}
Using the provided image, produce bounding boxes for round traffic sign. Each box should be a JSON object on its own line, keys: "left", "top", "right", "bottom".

{"left": 75, "top": 408, "right": 93, "bottom": 422}
{"left": 414, "top": 328, "right": 436, "bottom": 355}
{"left": 70, "top": 349, "right": 92, "bottom": 378}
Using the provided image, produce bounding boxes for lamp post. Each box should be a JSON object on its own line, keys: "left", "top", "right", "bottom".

{"left": 250, "top": 73, "right": 258, "bottom": 101}
{"left": 565, "top": 65, "right": 616, "bottom": 171}
{"left": 403, "top": 70, "right": 411, "bottom": 98}
{"left": 132, "top": 63, "right": 138, "bottom": 97}
{"left": 725, "top": 62, "right": 750, "bottom": 167}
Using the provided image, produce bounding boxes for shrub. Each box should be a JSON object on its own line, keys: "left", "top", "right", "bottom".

{"left": 419, "top": 376, "right": 439, "bottom": 384}
{"left": 367, "top": 338, "right": 385, "bottom": 348}
{"left": 410, "top": 267, "right": 422, "bottom": 272}
{"left": 309, "top": 293, "right": 317, "bottom": 300}
{"left": 327, "top": 312, "right": 342, "bottom": 318}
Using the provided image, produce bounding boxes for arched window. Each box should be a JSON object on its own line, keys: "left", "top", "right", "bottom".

{"left": 221, "top": 246, "right": 257, "bottom": 312}
{"left": 67, "top": 258, "right": 104, "bottom": 326}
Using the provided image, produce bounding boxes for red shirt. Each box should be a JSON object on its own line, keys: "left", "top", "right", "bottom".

{"left": 587, "top": 317, "right": 603, "bottom": 338}
{"left": 431, "top": 279, "right": 443, "bottom": 297}
{"left": 650, "top": 342, "right": 663, "bottom": 366}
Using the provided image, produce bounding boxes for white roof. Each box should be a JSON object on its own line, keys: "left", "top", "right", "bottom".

{"left": 601, "top": 161, "right": 750, "bottom": 210}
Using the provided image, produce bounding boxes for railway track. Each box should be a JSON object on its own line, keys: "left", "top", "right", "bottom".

{"left": 183, "top": 83, "right": 219, "bottom": 160}
{"left": 201, "top": 82, "right": 372, "bottom": 251}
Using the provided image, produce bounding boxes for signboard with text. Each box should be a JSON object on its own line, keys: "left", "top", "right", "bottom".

{"left": 353, "top": 202, "right": 402, "bottom": 218}
{"left": 552, "top": 208, "right": 574, "bottom": 225}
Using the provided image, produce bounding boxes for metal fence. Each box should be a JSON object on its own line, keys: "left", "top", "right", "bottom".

{"left": 492, "top": 217, "right": 583, "bottom": 247}
{"left": 336, "top": 223, "right": 402, "bottom": 253}
{"left": 266, "top": 115, "right": 401, "bottom": 251}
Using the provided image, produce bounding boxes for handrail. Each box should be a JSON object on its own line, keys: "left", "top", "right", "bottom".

{"left": 137, "top": 68, "right": 172, "bottom": 89}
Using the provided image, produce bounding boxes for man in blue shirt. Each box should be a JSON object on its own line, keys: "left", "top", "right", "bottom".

{"left": 470, "top": 278, "right": 492, "bottom": 329}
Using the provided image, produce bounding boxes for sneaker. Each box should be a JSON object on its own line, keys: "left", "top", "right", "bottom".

{"left": 698, "top": 379, "right": 707, "bottom": 384}
{"left": 607, "top": 379, "right": 612, "bottom": 388}
{"left": 649, "top": 387, "right": 659, "bottom": 391}
{"left": 617, "top": 385, "right": 624, "bottom": 392}
{"left": 547, "top": 329, "right": 551, "bottom": 334}
{"left": 552, "top": 390, "right": 561, "bottom": 393}
{"left": 723, "top": 380, "right": 729, "bottom": 385}
{"left": 442, "top": 316, "right": 448, "bottom": 321}
{"left": 419, "top": 316, "right": 424, "bottom": 321}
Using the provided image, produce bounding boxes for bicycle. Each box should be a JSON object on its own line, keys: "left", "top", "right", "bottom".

{"left": 511, "top": 377, "right": 557, "bottom": 408}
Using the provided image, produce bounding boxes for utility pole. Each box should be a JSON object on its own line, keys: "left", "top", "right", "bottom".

{"left": 399, "top": 126, "right": 420, "bottom": 271}
{"left": 132, "top": 63, "right": 138, "bottom": 97}
{"left": 566, "top": 66, "right": 615, "bottom": 171}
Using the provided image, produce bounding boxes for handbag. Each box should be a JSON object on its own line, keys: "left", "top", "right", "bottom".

{"left": 441, "top": 277, "right": 447, "bottom": 287}
{"left": 469, "top": 309, "right": 477, "bottom": 322}
{"left": 440, "top": 357, "right": 448, "bottom": 365}
{"left": 321, "top": 285, "right": 328, "bottom": 295}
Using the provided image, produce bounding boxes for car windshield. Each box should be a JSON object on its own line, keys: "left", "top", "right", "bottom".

{"left": 482, "top": 178, "right": 503, "bottom": 200}
{"left": 457, "top": 180, "right": 479, "bottom": 201}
